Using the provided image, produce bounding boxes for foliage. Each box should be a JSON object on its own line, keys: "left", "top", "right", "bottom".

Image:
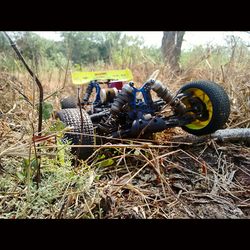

{"left": 0, "top": 31, "right": 163, "bottom": 71}
{"left": 42, "top": 102, "right": 54, "bottom": 121}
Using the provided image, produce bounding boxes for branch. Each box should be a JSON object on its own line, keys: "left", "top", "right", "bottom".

{"left": 173, "top": 128, "right": 250, "bottom": 144}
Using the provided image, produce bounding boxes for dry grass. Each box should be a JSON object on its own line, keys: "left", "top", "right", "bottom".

{"left": 0, "top": 56, "right": 250, "bottom": 219}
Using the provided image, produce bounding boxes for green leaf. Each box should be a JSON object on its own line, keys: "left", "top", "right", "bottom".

{"left": 42, "top": 102, "right": 53, "bottom": 120}
{"left": 16, "top": 172, "right": 25, "bottom": 181}
{"left": 97, "top": 154, "right": 106, "bottom": 160}
{"left": 21, "top": 158, "right": 29, "bottom": 169}
{"left": 30, "top": 159, "right": 38, "bottom": 169}
{"left": 97, "top": 158, "right": 114, "bottom": 168}
{"left": 50, "top": 120, "right": 66, "bottom": 132}
{"left": 57, "top": 140, "right": 65, "bottom": 165}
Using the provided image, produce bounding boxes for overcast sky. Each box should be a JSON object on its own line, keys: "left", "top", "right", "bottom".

{"left": 34, "top": 31, "right": 250, "bottom": 50}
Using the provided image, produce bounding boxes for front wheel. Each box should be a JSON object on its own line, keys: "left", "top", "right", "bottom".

{"left": 177, "top": 81, "right": 230, "bottom": 136}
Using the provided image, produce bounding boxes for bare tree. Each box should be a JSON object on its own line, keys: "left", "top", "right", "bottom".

{"left": 161, "top": 31, "right": 185, "bottom": 72}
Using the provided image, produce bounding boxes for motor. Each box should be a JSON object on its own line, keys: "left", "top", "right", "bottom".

{"left": 100, "top": 87, "right": 119, "bottom": 104}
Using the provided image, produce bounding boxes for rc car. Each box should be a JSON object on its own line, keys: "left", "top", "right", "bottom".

{"left": 56, "top": 69, "right": 231, "bottom": 159}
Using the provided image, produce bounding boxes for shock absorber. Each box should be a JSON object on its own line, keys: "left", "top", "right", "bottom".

{"left": 83, "top": 81, "right": 95, "bottom": 102}
{"left": 99, "top": 83, "right": 133, "bottom": 134}
{"left": 149, "top": 79, "right": 186, "bottom": 114}
{"left": 110, "top": 83, "right": 134, "bottom": 116}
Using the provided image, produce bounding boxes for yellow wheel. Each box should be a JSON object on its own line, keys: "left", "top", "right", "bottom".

{"left": 177, "top": 81, "right": 230, "bottom": 136}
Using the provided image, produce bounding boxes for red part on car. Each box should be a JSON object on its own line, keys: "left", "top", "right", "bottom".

{"left": 108, "top": 81, "right": 124, "bottom": 90}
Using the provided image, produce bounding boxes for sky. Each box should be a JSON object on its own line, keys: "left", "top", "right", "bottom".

{"left": 34, "top": 31, "right": 250, "bottom": 50}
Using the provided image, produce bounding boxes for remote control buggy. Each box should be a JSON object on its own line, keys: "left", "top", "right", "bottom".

{"left": 56, "top": 69, "right": 231, "bottom": 159}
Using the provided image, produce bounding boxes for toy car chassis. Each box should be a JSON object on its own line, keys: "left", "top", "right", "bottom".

{"left": 56, "top": 69, "right": 231, "bottom": 159}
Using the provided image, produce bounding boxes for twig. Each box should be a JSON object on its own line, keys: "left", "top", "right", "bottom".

{"left": 230, "top": 119, "right": 250, "bottom": 128}
{"left": 3, "top": 32, "right": 44, "bottom": 186}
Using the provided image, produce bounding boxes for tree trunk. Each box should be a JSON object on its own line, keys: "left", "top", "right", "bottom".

{"left": 161, "top": 31, "right": 185, "bottom": 72}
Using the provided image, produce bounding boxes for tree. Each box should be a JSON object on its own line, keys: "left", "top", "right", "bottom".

{"left": 60, "top": 32, "right": 111, "bottom": 65}
{"left": 161, "top": 31, "right": 185, "bottom": 72}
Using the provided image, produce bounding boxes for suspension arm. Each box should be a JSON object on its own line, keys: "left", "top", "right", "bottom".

{"left": 112, "top": 114, "right": 195, "bottom": 138}
{"left": 89, "top": 110, "right": 110, "bottom": 122}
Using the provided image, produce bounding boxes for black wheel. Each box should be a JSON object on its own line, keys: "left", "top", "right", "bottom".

{"left": 56, "top": 108, "right": 95, "bottom": 160}
{"left": 177, "top": 80, "right": 230, "bottom": 136}
{"left": 61, "top": 96, "right": 78, "bottom": 109}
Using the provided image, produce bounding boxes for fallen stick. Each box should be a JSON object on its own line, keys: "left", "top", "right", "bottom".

{"left": 173, "top": 128, "right": 250, "bottom": 144}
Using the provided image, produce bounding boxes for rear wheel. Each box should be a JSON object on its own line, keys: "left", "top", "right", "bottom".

{"left": 61, "top": 96, "right": 78, "bottom": 109}
{"left": 177, "top": 81, "right": 230, "bottom": 136}
{"left": 56, "top": 108, "right": 95, "bottom": 160}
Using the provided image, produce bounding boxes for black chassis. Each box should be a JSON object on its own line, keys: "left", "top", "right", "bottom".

{"left": 82, "top": 79, "right": 200, "bottom": 139}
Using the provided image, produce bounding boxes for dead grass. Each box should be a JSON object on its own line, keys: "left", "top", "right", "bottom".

{"left": 0, "top": 57, "right": 250, "bottom": 219}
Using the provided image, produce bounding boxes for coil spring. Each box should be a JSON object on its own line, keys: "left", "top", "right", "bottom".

{"left": 150, "top": 80, "right": 186, "bottom": 113}
{"left": 110, "top": 83, "right": 133, "bottom": 115}
{"left": 150, "top": 80, "right": 174, "bottom": 103}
